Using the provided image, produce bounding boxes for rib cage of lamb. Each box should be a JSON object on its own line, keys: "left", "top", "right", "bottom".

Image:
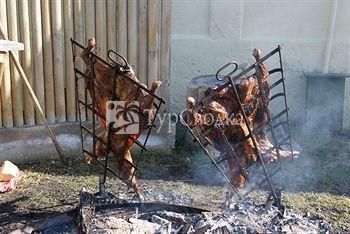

{"left": 186, "top": 48, "right": 298, "bottom": 189}
{"left": 79, "top": 38, "right": 162, "bottom": 200}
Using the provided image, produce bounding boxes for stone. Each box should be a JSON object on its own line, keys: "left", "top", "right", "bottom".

{"left": 0, "top": 160, "right": 19, "bottom": 182}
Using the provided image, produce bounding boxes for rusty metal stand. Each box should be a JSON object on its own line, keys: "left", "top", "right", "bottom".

{"left": 180, "top": 46, "right": 294, "bottom": 205}
{"left": 71, "top": 39, "right": 164, "bottom": 196}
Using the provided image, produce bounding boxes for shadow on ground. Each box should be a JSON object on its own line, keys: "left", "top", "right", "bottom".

{"left": 0, "top": 130, "right": 349, "bottom": 232}
{"left": 14, "top": 129, "right": 350, "bottom": 197}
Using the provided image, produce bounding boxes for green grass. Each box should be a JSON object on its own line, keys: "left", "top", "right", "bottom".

{"left": 283, "top": 192, "right": 350, "bottom": 232}
{"left": 248, "top": 190, "right": 350, "bottom": 232}
{"left": 1, "top": 131, "right": 350, "bottom": 232}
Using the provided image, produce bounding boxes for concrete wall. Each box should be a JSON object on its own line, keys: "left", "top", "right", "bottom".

{"left": 0, "top": 122, "right": 174, "bottom": 163}
{"left": 170, "top": 0, "right": 350, "bottom": 121}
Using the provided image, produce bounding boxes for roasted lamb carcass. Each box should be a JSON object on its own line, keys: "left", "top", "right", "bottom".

{"left": 80, "top": 39, "right": 162, "bottom": 199}
{"left": 187, "top": 49, "right": 296, "bottom": 189}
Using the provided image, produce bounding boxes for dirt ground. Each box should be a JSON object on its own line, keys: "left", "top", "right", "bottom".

{"left": 0, "top": 131, "right": 349, "bottom": 233}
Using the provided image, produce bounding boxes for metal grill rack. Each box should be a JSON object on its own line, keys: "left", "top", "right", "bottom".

{"left": 180, "top": 46, "right": 294, "bottom": 204}
{"left": 71, "top": 39, "right": 165, "bottom": 195}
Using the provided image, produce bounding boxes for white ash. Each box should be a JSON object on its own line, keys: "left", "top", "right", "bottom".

{"left": 87, "top": 196, "right": 331, "bottom": 233}
{"left": 111, "top": 188, "right": 194, "bottom": 206}
{"left": 194, "top": 200, "right": 332, "bottom": 233}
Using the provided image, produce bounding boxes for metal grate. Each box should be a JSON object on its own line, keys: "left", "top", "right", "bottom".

{"left": 71, "top": 39, "right": 165, "bottom": 195}
{"left": 180, "top": 46, "right": 295, "bottom": 205}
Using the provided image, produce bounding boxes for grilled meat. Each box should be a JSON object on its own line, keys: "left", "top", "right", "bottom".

{"left": 187, "top": 49, "right": 295, "bottom": 188}
{"left": 80, "top": 39, "right": 161, "bottom": 199}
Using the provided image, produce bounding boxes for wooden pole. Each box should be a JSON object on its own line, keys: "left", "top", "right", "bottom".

{"left": 73, "top": 0, "right": 86, "bottom": 121}
{"left": 85, "top": 0, "right": 95, "bottom": 121}
{"left": 84, "top": 0, "right": 94, "bottom": 121}
{"left": 0, "top": 53, "right": 3, "bottom": 127}
{"left": 128, "top": 0, "right": 137, "bottom": 71}
{"left": 64, "top": 0, "right": 76, "bottom": 122}
{"left": 42, "top": 0, "right": 56, "bottom": 123}
{"left": 138, "top": 0, "right": 148, "bottom": 84}
{"left": 0, "top": 55, "right": 3, "bottom": 85}
{"left": 0, "top": 0, "right": 13, "bottom": 128}
{"left": 19, "top": 0, "right": 35, "bottom": 126}
{"left": 117, "top": 0, "right": 127, "bottom": 56}
{"left": 85, "top": 0, "right": 95, "bottom": 40}
{"left": 160, "top": 0, "right": 171, "bottom": 113}
{"left": 96, "top": 0, "right": 107, "bottom": 58}
{"left": 147, "top": 0, "right": 159, "bottom": 87}
{"left": 31, "top": 0, "right": 45, "bottom": 124}
{"left": 0, "top": 54, "right": 3, "bottom": 84}
{"left": 0, "top": 22, "right": 65, "bottom": 162}
{"left": 7, "top": 0, "right": 24, "bottom": 127}
{"left": 107, "top": 0, "right": 117, "bottom": 51}
{"left": 51, "top": 0, "right": 66, "bottom": 122}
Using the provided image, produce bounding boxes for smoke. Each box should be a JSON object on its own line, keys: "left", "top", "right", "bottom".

{"left": 180, "top": 50, "right": 348, "bottom": 199}
{"left": 304, "top": 76, "right": 345, "bottom": 135}
{"left": 188, "top": 147, "right": 227, "bottom": 186}
{"left": 183, "top": 77, "right": 347, "bottom": 198}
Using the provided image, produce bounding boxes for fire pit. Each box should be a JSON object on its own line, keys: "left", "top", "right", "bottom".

{"left": 79, "top": 189, "right": 207, "bottom": 233}
{"left": 24, "top": 188, "right": 331, "bottom": 233}
{"left": 28, "top": 190, "right": 330, "bottom": 233}
{"left": 80, "top": 191, "right": 331, "bottom": 233}
{"left": 78, "top": 190, "right": 331, "bottom": 233}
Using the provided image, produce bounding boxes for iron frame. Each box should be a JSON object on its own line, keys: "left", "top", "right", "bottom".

{"left": 71, "top": 39, "right": 165, "bottom": 195}
{"left": 180, "top": 46, "right": 294, "bottom": 204}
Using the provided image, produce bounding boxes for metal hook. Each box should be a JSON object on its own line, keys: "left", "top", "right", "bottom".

{"left": 216, "top": 61, "right": 239, "bottom": 81}
{"left": 107, "top": 50, "right": 130, "bottom": 72}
